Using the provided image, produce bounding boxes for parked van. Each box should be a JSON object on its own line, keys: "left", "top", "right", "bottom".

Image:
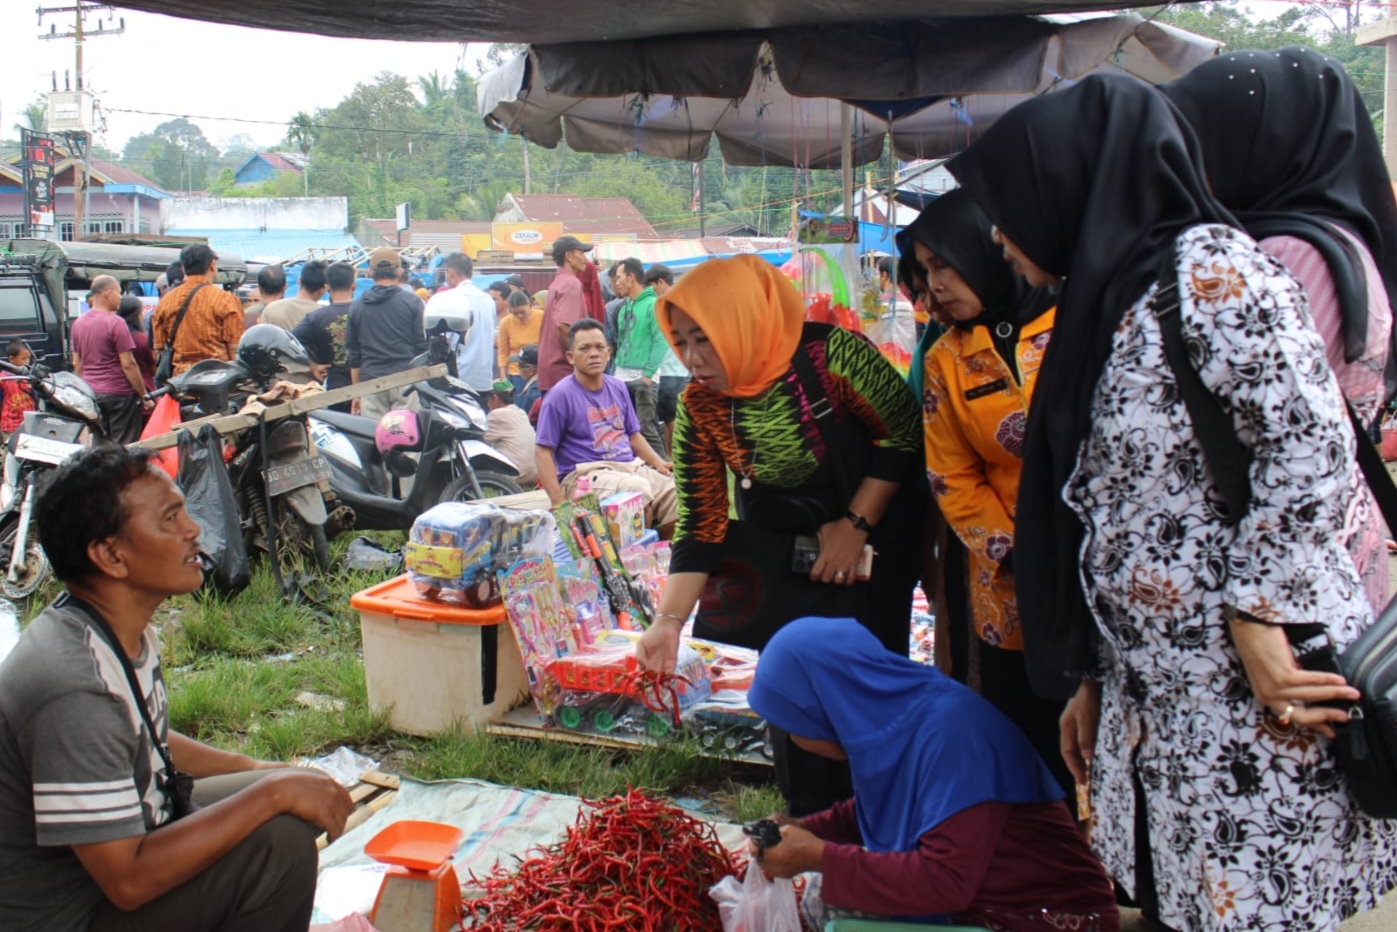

{"left": 0, "top": 239, "right": 252, "bottom": 368}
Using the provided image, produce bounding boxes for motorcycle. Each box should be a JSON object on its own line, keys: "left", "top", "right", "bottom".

{"left": 155, "top": 326, "right": 333, "bottom": 589}
{"left": 306, "top": 316, "right": 523, "bottom": 532}
{"left": 0, "top": 361, "right": 107, "bottom": 599}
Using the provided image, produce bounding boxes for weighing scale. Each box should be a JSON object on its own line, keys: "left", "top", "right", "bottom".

{"left": 364, "top": 821, "right": 464, "bottom": 932}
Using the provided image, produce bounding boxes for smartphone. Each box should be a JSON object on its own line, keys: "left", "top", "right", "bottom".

{"left": 791, "top": 535, "right": 875, "bottom": 581}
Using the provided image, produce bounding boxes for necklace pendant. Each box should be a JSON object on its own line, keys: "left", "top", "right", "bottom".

{"left": 740, "top": 477, "right": 753, "bottom": 490}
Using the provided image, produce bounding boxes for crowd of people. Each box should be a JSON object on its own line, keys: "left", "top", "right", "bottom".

{"left": 4, "top": 45, "right": 1397, "bottom": 932}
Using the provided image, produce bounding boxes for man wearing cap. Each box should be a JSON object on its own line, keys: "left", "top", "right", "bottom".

{"left": 483, "top": 379, "right": 537, "bottom": 487}
{"left": 645, "top": 264, "right": 687, "bottom": 455}
{"left": 539, "top": 235, "right": 593, "bottom": 396}
{"left": 152, "top": 245, "right": 245, "bottom": 377}
{"left": 424, "top": 253, "right": 495, "bottom": 392}
{"left": 346, "top": 247, "right": 426, "bottom": 421}
{"left": 70, "top": 276, "right": 152, "bottom": 444}
{"left": 505, "top": 275, "right": 528, "bottom": 297}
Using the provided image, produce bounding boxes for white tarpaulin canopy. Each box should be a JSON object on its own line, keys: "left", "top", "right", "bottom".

{"left": 478, "top": 14, "right": 1221, "bottom": 168}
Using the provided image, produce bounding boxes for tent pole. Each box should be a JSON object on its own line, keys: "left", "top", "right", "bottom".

{"left": 840, "top": 103, "right": 854, "bottom": 221}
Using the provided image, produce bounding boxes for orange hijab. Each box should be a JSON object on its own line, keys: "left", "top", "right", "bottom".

{"left": 655, "top": 255, "right": 805, "bottom": 399}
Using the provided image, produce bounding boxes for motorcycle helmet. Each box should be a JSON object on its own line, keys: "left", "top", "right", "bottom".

{"left": 375, "top": 408, "right": 425, "bottom": 477}
{"left": 238, "top": 324, "right": 312, "bottom": 382}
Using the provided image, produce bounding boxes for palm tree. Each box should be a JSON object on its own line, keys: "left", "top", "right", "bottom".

{"left": 285, "top": 111, "right": 316, "bottom": 196}
{"left": 14, "top": 99, "right": 47, "bottom": 136}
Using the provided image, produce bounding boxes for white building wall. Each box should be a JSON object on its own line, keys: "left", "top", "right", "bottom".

{"left": 161, "top": 196, "right": 348, "bottom": 232}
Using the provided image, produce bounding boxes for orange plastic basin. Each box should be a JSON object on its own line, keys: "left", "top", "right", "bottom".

{"left": 364, "top": 820, "right": 463, "bottom": 872}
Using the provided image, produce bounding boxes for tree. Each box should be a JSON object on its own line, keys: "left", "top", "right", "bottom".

{"left": 14, "top": 98, "right": 47, "bottom": 135}
{"left": 122, "top": 117, "right": 219, "bottom": 192}
{"left": 286, "top": 112, "right": 316, "bottom": 196}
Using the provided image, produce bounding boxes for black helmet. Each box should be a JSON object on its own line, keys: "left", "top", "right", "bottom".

{"left": 238, "top": 324, "right": 311, "bottom": 382}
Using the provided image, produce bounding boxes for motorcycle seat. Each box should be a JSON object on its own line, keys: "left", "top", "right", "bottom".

{"left": 311, "top": 408, "right": 380, "bottom": 437}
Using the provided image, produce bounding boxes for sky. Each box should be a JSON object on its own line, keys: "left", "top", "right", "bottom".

{"left": 0, "top": 6, "right": 492, "bottom": 155}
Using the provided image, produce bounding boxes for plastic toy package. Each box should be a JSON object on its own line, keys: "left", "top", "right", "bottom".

{"left": 405, "top": 502, "right": 554, "bottom": 606}
{"left": 546, "top": 642, "right": 711, "bottom": 740}
{"left": 499, "top": 555, "right": 577, "bottom": 716}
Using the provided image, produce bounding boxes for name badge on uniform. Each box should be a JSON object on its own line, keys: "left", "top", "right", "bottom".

{"left": 964, "top": 379, "right": 1008, "bottom": 401}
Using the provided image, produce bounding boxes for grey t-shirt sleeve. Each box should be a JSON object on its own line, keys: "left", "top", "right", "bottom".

{"left": 28, "top": 688, "right": 147, "bottom": 847}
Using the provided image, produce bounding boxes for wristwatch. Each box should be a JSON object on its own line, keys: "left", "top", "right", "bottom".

{"left": 845, "top": 510, "right": 876, "bottom": 533}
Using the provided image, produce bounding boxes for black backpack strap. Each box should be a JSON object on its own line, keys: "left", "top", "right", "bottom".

{"left": 1149, "top": 249, "right": 1253, "bottom": 524}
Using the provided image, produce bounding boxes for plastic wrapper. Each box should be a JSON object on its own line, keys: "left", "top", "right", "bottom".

{"left": 406, "top": 502, "right": 554, "bottom": 606}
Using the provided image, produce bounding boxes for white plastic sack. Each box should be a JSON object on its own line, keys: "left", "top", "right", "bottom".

{"left": 709, "top": 860, "right": 801, "bottom": 932}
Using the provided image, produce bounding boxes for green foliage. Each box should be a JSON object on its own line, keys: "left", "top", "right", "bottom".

{"left": 121, "top": 117, "right": 220, "bottom": 192}
{"left": 1149, "top": 3, "right": 1387, "bottom": 118}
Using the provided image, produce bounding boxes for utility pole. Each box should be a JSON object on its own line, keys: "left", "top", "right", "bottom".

{"left": 38, "top": 3, "right": 123, "bottom": 241}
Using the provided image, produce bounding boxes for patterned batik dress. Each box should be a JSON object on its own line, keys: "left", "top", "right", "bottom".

{"left": 1065, "top": 224, "right": 1397, "bottom": 932}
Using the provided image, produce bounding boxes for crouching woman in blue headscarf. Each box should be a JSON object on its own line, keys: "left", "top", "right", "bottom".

{"left": 747, "top": 617, "right": 1119, "bottom": 931}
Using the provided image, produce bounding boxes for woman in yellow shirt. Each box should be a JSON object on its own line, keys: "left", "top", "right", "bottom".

{"left": 903, "top": 189, "right": 1071, "bottom": 803}
{"left": 497, "top": 291, "right": 543, "bottom": 390}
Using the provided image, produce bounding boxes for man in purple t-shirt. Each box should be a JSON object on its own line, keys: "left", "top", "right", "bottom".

{"left": 535, "top": 319, "right": 678, "bottom": 536}
{"left": 70, "top": 276, "right": 152, "bottom": 444}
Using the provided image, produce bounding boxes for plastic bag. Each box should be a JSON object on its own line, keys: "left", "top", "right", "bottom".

{"left": 344, "top": 536, "right": 403, "bottom": 573}
{"left": 141, "top": 394, "right": 181, "bottom": 478}
{"left": 176, "top": 425, "right": 250, "bottom": 596}
{"left": 710, "top": 860, "right": 801, "bottom": 932}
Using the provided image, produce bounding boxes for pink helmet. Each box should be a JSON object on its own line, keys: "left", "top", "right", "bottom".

{"left": 374, "top": 409, "right": 424, "bottom": 457}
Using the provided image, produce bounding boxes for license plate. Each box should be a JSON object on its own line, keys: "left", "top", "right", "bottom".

{"left": 264, "top": 455, "right": 333, "bottom": 496}
{"left": 14, "top": 434, "right": 85, "bottom": 466}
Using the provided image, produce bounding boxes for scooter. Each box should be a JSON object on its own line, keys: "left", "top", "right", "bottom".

{"left": 0, "top": 360, "right": 107, "bottom": 599}
{"left": 155, "top": 326, "right": 334, "bottom": 588}
{"left": 307, "top": 322, "right": 522, "bottom": 532}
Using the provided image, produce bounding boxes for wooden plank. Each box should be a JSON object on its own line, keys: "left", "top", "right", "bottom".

{"left": 485, "top": 705, "right": 773, "bottom": 767}
{"left": 316, "top": 780, "right": 401, "bottom": 850}
{"left": 133, "top": 364, "right": 447, "bottom": 451}
{"left": 361, "top": 770, "right": 401, "bottom": 790}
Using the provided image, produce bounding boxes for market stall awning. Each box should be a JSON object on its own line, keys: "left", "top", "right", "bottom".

{"left": 112, "top": 0, "right": 1182, "bottom": 45}
{"left": 477, "top": 14, "right": 1220, "bottom": 167}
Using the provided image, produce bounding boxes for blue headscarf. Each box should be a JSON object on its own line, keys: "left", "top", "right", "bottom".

{"left": 749, "top": 617, "right": 1063, "bottom": 853}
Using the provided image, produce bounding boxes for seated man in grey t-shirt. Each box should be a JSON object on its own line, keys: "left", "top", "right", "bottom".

{"left": 0, "top": 446, "right": 353, "bottom": 932}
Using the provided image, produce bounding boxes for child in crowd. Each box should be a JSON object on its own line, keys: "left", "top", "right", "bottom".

{"left": 0, "top": 339, "right": 36, "bottom": 436}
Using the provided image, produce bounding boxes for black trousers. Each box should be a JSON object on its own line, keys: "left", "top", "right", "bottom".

{"left": 97, "top": 392, "right": 144, "bottom": 445}
{"left": 89, "top": 771, "right": 319, "bottom": 932}
{"left": 978, "top": 641, "right": 1076, "bottom": 813}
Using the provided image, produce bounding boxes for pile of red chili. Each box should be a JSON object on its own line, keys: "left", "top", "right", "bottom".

{"left": 462, "top": 787, "right": 739, "bottom": 932}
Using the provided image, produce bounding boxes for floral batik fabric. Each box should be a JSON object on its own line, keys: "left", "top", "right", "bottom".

{"left": 1066, "top": 224, "right": 1397, "bottom": 932}
{"left": 923, "top": 309, "right": 1055, "bottom": 649}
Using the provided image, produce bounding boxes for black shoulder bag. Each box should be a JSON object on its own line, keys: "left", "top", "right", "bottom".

{"left": 1151, "top": 257, "right": 1397, "bottom": 818}
{"left": 693, "top": 326, "right": 865, "bottom": 648}
{"left": 154, "top": 283, "right": 208, "bottom": 387}
{"left": 60, "top": 592, "right": 199, "bottom": 820}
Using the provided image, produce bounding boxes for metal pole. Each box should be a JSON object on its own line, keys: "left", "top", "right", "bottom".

{"left": 840, "top": 103, "right": 854, "bottom": 222}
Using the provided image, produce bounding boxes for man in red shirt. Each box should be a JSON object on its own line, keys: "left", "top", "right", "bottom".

{"left": 70, "top": 276, "right": 152, "bottom": 444}
{"left": 538, "top": 235, "right": 592, "bottom": 395}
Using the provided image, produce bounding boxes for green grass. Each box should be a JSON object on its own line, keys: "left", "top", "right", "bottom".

{"left": 132, "top": 543, "right": 781, "bottom": 823}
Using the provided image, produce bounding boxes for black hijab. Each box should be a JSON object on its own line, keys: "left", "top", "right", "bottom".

{"left": 1163, "top": 46, "right": 1397, "bottom": 378}
{"left": 899, "top": 188, "right": 1055, "bottom": 331}
{"left": 947, "top": 74, "right": 1235, "bottom": 698}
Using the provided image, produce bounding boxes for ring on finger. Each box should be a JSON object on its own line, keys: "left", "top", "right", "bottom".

{"left": 1277, "top": 702, "right": 1296, "bottom": 726}
{"left": 834, "top": 570, "right": 846, "bottom": 580}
